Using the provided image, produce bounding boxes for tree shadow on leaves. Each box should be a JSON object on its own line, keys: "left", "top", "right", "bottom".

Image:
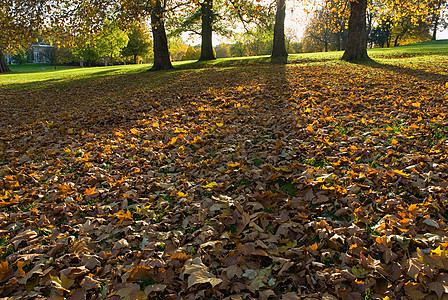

{"left": 353, "top": 59, "right": 448, "bottom": 84}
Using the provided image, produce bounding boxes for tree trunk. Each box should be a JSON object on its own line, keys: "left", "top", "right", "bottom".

{"left": 432, "top": 2, "right": 442, "bottom": 40}
{"left": 432, "top": 15, "right": 439, "bottom": 40}
{"left": 341, "top": 0, "right": 369, "bottom": 61}
{"left": 0, "top": 47, "right": 11, "bottom": 73}
{"left": 200, "top": 0, "right": 215, "bottom": 61}
{"left": 271, "top": 0, "right": 287, "bottom": 63}
{"left": 150, "top": 0, "right": 173, "bottom": 71}
{"left": 394, "top": 34, "right": 400, "bottom": 47}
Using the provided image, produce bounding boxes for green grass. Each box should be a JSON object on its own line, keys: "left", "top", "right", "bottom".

{"left": 369, "top": 39, "right": 448, "bottom": 58}
{"left": 0, "top": 63, "right": 151, "bottom": 89}
{"left": 1, "top": 39, "right": 446, "bottom": 89}
{"left": 8, "top": 63, "right": 78, "bottom": 73}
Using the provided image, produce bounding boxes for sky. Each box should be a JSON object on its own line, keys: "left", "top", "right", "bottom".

{"left": 437, "top": 29, "right": 448, "bottom": 39}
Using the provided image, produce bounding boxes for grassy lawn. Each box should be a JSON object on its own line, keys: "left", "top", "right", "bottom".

{"left": 2, "top": 39, "right": 446, "bottom": 90}
{"left": 0, "top": 39, "right": 447, "bottom": 299}
{"left": 8, "top": 63, "right": 78, "bottom": 73}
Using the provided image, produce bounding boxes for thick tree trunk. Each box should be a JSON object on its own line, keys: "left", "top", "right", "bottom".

{"left": 150, "top": 0, "right": 173, "bottom": 71}
{"left": 200, "top": 0, "right": 215, "bottom": 61}
{"left": 432, "top": 17, "right": 439, "bottom": 40}
{"left": 341, "top": 0, "right": 369, "bottom": 61}
{"left": 271, "top": 0, "right": 287, "bottom": 63}
{"left": 0, "top": 48, "right": 11, "bottom": 73}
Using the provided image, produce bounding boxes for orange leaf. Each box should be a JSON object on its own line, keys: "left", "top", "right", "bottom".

{"left": 17, "top": 261, "right": 26, "bottom": 277}
{"left": 393, "top": 169, "right": 410, "bottom": 178}
{"left": 84, "top": 187, "right": 98, "bottom": 196}
{"left": 59, "top": 184, "right": 74, "bottom": 194}
{"left": 0, "top": 261, "right": 10, "bottom": 279}
{"left": 227, "top": 162, "right": 240, "bottom": 168}
{"left": 109, "top": 210, "right": 133, "bottom": 224}
{"left": 171, "top": 252, "right": 189, "bottom": 261}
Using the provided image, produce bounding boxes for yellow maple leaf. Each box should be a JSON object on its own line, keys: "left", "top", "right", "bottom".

{"left": 177, "top": 191, "right": 187, "bottom": 198}
{"left": 307, "top": 124, "right": 314, "bottom": 132}
{"left": 431, "top": 246, "right": 445, "bottom": 257}
{"left": 109, "top": 210, "right": 133, "bottom": 224}
{"left": 130, "top": 128, "right": 138, "bottom": 135}
{"left": 393, "top": 169, "right": 410, "bottom": 178}
{"left": 0, "top": 191, "right": 10, "bottom": 200}
{"left": 408, "top": 204, "right": 419, "bottom": 212}
{"left": 152, "top": 122, "right": 159, "bottom": 128}
{"left": 309, "top": 243, "right": 319, "bottom": 251}
{"left": 227, "top": 162, "right": 240, "bottom": 168}
{"left": 202, "top": 182, "right": 218, "bottom": 189}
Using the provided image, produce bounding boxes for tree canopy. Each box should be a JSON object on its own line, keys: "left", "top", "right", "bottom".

{"left": 0, "top": 0, "right": 445, "bottom": 72}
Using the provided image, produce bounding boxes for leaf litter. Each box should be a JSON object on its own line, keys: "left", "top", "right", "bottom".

{"left": 0, "top": 61, "right": 447, "bottom": 299}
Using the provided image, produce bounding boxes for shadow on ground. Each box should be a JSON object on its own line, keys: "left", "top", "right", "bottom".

{"left": 355, "top": 59, "right": 448, "bottom": 84}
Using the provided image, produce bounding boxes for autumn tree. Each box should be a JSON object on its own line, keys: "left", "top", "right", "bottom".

{"left": 96, "top": 24, "right": 129, "bottom": 66}
{"left": 302, "top": 1, "right": 349, "bottom": 52}
{"left": 429, "top": 0, "right": 448, "bottom": 40}
{"left": 336, "top": 0, "right": 440, "bottom": 61}
{"left": 368, "top": 19, "right": 391, "bottom": 47}
{"left": 0, "top": 0, "right": 51, "bottom": 73}
{"left": 215, "top": 43, "right": 231, "bottom": 57}
{"left": 182, "top": 46, "right": 201, "bottom": 60}
{"left": 121, "top": 23, "right": 152, "bottom": 64}
{"left": 54, "top": 0, "right": 172, "bottom": 70}
{"left": 391, "top": 18, "right": 431, "bottom": 46}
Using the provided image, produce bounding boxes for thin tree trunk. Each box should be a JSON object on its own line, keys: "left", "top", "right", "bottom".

{"left": 432, "top": 4, "right": 442, "bottom": 40}
{"left": 271, "top": 0, "right": 287, "bottom": 63}
{"left": 0, "top": 47, "right": 11, "bottom": 73}
{"left": 200, "top": 0, "right": 215, "bottom": 61}
{"left": 150, "top": 0, "right": 173, "bottom": 71}
{"left": 394, "top": 34, "right": 400, "bottom": 47}
{"left": 337, "top": 34, "right": 341, "bottom": 51}
{"left": 341, "top": 0, "right": 369, "bottom": 61}
{"left": 432, "top": 15, "right": 439, "bottom": 40}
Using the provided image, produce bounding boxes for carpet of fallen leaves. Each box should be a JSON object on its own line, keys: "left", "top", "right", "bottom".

{"left": 1, "top": 60, "right": 448, "bottom": 300}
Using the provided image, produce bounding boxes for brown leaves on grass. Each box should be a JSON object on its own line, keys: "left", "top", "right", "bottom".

{"left": 0, "top": 60, "right": 448, "bottom": 299}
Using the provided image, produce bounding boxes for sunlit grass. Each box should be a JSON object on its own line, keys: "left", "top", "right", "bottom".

{"left": 1, "top": 39, "right": 446, "bottom": 89}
